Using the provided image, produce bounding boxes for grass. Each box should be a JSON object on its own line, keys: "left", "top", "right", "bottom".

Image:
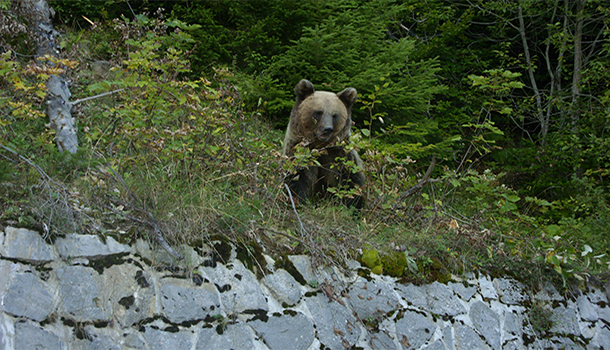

{"left": 1, "top": 17, "right": 609, "bottom": 293}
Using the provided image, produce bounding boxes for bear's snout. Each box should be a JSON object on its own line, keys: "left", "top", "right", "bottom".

{"left": 317, "top": 126, "right": 334, "bottom": 141}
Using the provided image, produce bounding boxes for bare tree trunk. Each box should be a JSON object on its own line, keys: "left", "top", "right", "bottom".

{"left": 571, "top": 0, "right": 585, "bottom": 127}
{"left": 517, "top": 5, "right": 544, "bottom": 135}
{"left": 21, "top": 0, "right": 78, "bottom": 153}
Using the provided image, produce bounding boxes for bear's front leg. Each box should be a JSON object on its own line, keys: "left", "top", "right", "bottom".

{"left": 286, "top": 166, "right": 319, "bottom": 205}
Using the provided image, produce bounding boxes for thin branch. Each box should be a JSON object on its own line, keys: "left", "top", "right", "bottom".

{"left": 284, "top": 183, "right": 307, "bottom": 236}
{"left": 106, "top": 167, "right": 184, "bottom": 260}
{"left": 72, "top": 89, "right": 124, "bottom": 105}
{"left": 393, "top": 158, "right": 437, "bottom": 211}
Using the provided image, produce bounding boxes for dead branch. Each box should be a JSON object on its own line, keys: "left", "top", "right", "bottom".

{"left": 106, "top": 167, "right": 184, "bottom": 261}
{"left": 72, "top": 89, "right": 124, "bottom": 105}
{"left": 393, "top": 158, "right": 437, "bottom": 211}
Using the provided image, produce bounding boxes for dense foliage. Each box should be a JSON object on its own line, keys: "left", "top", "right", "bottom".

{"left": 2, "top": 0, "right": 609, "bottom": 286}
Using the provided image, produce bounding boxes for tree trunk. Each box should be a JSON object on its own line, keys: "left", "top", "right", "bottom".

{"left": 22, "top": 0, "right": 78, "bottom": 153}
{"left": 571, "top": 0, "right": 585, "bottom": 127}
{"left": 517, "top": 5, "right": 544, "bottom": 136}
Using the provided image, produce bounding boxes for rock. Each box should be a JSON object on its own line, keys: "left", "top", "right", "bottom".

{"left": 469, "top": 301, "right": 501, "bottom": 349}
{"left": 589, "top": 325, "right": 610, "bottom": 349}
{"left": 249, "top": 312, "right": 315, "bottom": 350}
{"left": 502, "top": 339, "right": 524, "bottom": 350}
{"left": 587, "top": 287, "right": 608, "bottom": 304}
{"left": 262, "top": 269, "right": 303, "bottom": 306}
{"left": 550, "top": 306, "right": 580, "bottom": 336}
{"left": 160, "top": 279, "right": 221, "bottom": 323}
{"left": 396, "top": 282, "right": 466, "bottom": 316}
{"left": 396, "top": 283, "right": 427, "bottom": 309}
{"left": 143, "top": 325, "right": 193, "bottom": 350}
{"left": 196, "top": 323, "right": 256, "bottom": 350}
{"left": 533, "top": 282, "right": 563, "bottom": 302}
{"left": 423, "top": 340, "right": 450, "bottom": 350}
{"left": 479, "top": 275, "right": 498, "bottom": 300}
{"left": 305, "top": 293, "right": 360, "bottom": 350}
{"left": 549, "top": 336, "right": 585, "bottom": 349}
{"left": 201, "top": 260, "right": 268, "bottom": 314}
{"left": 14, "top": 321, "right": 64, "bottom": 350}
{"left": 576, "top": 294, "right": 598, "bottom": 322}
{"left": 0, "top": 227, "right": 58, "bottom": 262}
{"left": 56, "top": 234, "right": 130, "bottom": 258}
{"left": 123, "top": 331, "right": 148, "bottom": 349}
{"left": 99, "top": 263, "right": 156, "bottom": 327}
{"left": 70, "top": 326, "right": 121, "bottom": 350}
{"left": 450, "top": 282, "right": 477, "bottom": 301}
{"left": 503, "top": 311, "right": 522, "bottom": 337}
{"left": 3, "top": 272, "right": 54, "bottom": 321}
{"left": 454, "top": 323, "right": 491, "bottom": 350}
{"left": 288, "top": 255, "right": 315, "bottom": 283}
{"left": 426, "top": 282, "right": 467, "bottom": 316}
{"left": 395, "top": 310, "right": 437, "bottom": 349}
{"left": 443, "top": 325, "right": 456, "bottom": 350}
{"left": 55, "top": 265, "right": 109, "bottom": 321}
{"left": 369, "top": 330, "right": 397, "bottom": 350}
{"left": 494, "top": 279, "right": 529, "bottom": 305}
{"left": 598, "top": 306, "right": 610, "bottom": 323}
{"left": 347, "top": 277, "right": 402, "bottom": 319}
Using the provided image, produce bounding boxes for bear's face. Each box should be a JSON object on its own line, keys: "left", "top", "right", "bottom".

{"left": 293, "top": 80, "right": 357, "bottom": 148}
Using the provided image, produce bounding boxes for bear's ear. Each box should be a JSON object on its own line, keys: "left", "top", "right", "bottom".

{"left": 337, "top": 87, "right": 358, "bottom": 110}
{"left": 295, "top": 79, "right": 315, "bottom": 101}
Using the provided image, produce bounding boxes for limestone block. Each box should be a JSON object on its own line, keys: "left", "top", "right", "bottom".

{"left": 395, "top": 283, "right": 427, "bottom": 309}
{"left": 533, "top": 282, "right": 563, "bottom": 302}
{"left": 550, "top": 306, "right": 580, "bottom": 336}
{"left": 160, "top": 279, "right": 221, "bottom": 324}
{"left": 69, "top": 326, "right": 121, "bottom": 350}
{"left": 143, "top": 325, "right": 193, "bottom": 350}
{"left": 450, "top": 282, "right": 478, "bottom": 301}
{"left": 494, "top": 278, "right": 529, "bottom": 305}
{"left": 196, "top": 323, "right": 256, "bottom": 350}
{"left": 577, "top": 294, "right": 598, "bottom": 322}
{"left": 305, "top": 293, "right": 360, "bottom": 349}
{"left": 479, "top": 275, "right": 499, "bottom": 300}
{"left": 454, "top": 324, "right": 492, "bottom": 350}
{"left": 503, "top": 311, "right": 522, "bottom": 337}
{"left": 589, "top": 325, "right": 610, "bottom": 350}
{"left": 55, "top": 265, "right": 110, "bottom": 321}
{"left": 249, "top": 312, "right": 315, "bottom": 350}
{"left": 587, "top": 287, "right": 608, "bottom": 304}
{"left": 14, "top": 321, "right": 64, "bottom": 350}
{"left": 99, "top": 263, "right": 156, "bottom": 327}
{"left": 56, "top": 233, "right": 130, "bottom": 258}
{"left": 423, "top": 340, "right": 451, "bottom": 350}
{"left": 347, "top": 277, "right": 402, "bottom": 319}
{"left": 397, "top": 282, "right": 466, "bottom": 316}
{"left": 369, "top": 330, "right": 398, "bottom": 350}
{"left": 201, "top": 260, "right": 268, "bottom": 314}
{"left": 395, "top": 310, "right": 437, "bottom": 349}
{"left": 469, "top": 301, "right": 501, "bottom": 349}
{"left": 599, "top": 306, "right": 610, "bottom": 324}
{"left": 262, "top": 269, "right": 303, "bottom": 306}
{"left": 3, "top": 272, "right": 54, "bottom": 322}
{"left": 0, "top": 227, "right": 57, "bottom": 262}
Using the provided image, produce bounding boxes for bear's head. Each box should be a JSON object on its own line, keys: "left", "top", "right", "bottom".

{"left": 292, "top": 79, "right": 357, "bottom": 150}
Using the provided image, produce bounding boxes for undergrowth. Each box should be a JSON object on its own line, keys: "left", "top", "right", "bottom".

{"left": 1, "top": 13, "right": 609, "bottom": 291}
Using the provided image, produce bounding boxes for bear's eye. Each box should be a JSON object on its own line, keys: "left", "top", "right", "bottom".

{"left": 313, "top": 110, "right": 323, "bottom": 120}
{"left": 332, "top": 114, "right": 339, "bottom": 121}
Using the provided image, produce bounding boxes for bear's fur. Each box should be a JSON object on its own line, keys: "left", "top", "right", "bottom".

{"left": 283, "top": 79, "right": 365, "bottom": 208}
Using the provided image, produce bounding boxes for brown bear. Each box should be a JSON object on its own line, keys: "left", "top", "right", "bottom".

{"left": 282, "top": 79, "right": 365, "bottom": 208}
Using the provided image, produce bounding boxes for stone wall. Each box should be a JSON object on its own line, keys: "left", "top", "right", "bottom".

{"left": 0, "top": 226, "right": 609, "bottom": 350}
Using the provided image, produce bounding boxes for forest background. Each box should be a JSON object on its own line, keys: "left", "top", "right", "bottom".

{"left": 1, "top": 0, "right": 609, "bottom": 288}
